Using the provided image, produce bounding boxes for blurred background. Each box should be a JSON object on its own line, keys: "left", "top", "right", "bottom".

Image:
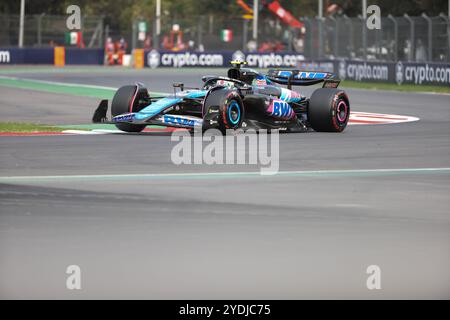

{"left": 0, "top": 0, "right": 449, "bottom": 63}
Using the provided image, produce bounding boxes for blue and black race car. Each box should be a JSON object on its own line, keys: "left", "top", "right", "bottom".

{"left": 93, "top": 61, "right": 350, "bottom": 133}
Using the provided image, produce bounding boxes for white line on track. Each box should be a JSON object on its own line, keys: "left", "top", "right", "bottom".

{"left": 0, "top": 167, "right": 449, "bottom": 182}
{"left": 0, "top": 75, "right": 117, "bottom": 90}
{"left": 62, "top": 129, "right": 125, "bottom": 135}
{"left": 0, "top": 76, "right": 169, "bottom": 96}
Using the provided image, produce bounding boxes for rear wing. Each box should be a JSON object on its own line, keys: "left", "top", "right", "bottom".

{"left": 267, "top": 69, "right": 340, "bottom": 89}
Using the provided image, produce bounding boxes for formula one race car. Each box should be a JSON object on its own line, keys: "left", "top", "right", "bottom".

{"left": 93, "top": 61, "right": 350, "bottom": 133}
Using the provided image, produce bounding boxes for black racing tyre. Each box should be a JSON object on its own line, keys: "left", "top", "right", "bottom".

{"left": 202, "top": 88, "right": 244, "bottom": 134}
{"left": 308, "top": 88, "right": 350, "bottom": 132}
{"left": 111, "top": 85, "right": 147, "bottom": 132}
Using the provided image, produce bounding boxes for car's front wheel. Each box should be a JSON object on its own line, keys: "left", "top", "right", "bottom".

{"left": 202, "top": 87, "right": 244, "bottom": 134}
{"left": 111, "top": 85, "right": 147, "bottom": 133}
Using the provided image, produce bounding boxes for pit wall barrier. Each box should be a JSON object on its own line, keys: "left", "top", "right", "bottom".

{"left": 1, "top": 47, "right": 449, "bottom": 87}
{"left": 0, "top": 47, "right": 104, "bottom": 66}
{"left": 143, "top": 49, "right": 305, "bottom": 69}
{"left": 296, "top": 60, "right": 450, "bottom": 87}
{"left": 141, "top": 49, "right": 449, "bottom": 86}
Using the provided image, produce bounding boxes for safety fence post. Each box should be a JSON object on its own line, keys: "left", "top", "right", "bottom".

{"left": 343, "top": 15, "right": 353, "bottom": 59}
{"left": 422, "top": 13, "right": 432, "bottom": 61}
{"left": 404, "top": 14, "right": 415, "bottom": 61}
{"left": 317, "top": 16, "right": 323, "bottom": 58}
{"left": 300, "top": 17, "right": 312, "bottom": 59}
{"left": 360, "top": 14, "right": 367, "bottom": 60}
{"left": 328, "top": 16, "right": 338, "bottom": 58}
{"left": 387, "top": 14, "right": 398, "bottom": 61}
{"left": 439, "top": 13, "right": 450, "bottom": 62}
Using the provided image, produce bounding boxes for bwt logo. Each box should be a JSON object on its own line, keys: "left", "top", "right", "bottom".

{"left": 0, "top": 51, "right": 10, "bottom": 63}
{"left": 270, "top": 101, "right": 293, "bottom": 119}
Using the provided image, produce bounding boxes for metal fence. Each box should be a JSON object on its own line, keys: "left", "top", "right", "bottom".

{"left": 142, "top": 14, "right": 302, "bottom": 53}
{"left": 1, "top": 13, "right": 449, "bottom": 63}
{"left": 0, "top": 14, "right": 104, "bottom": 48}
{"left": 302, "top": 14, "right": 450, "bottom": 62}
{"left": 132, "top": 13, "right": 450, "bottom": 63}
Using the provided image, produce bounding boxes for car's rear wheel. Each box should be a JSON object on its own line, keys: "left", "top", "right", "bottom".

{"left": 111, "top": 85, "right": 147, "bottom": 132}
{"left": 308, "top": 88, "right": 350, "bottom": 132}
{"left": 202, "top": 88, "right": 244, "bottom": 134}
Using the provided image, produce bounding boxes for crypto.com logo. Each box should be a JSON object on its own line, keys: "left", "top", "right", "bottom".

{"left": 339, "top": 60, "right": 347, "bottom": 80}
{"left": 171, "top": 129, "right": 280, "bottom": 175}
{"left": 147, "top": 50, "right": 161, "bottom": 68}
{"left": 366, "top": 5, "right": 381, "bottom": 30}
{"left": 232, "top": 50, "right": 246, "bottom": 62}
{"left": 66, "top": 5, "right": 81, "bottom": 30}
{"left": 396, "top": 62, "right": 404, "bottom": 85}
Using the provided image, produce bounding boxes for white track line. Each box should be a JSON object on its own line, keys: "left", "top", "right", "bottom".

{"left": 62, "top": 130, "right": 123, "bottom": 135}
{"left": 0, "top": 75, "right": 117, "bottom": 90}
{"left": 0, "top": 76, "right": 169, "bottom": 96}
{"left": 0, "top": 167, "right": 449, "bottom": 182}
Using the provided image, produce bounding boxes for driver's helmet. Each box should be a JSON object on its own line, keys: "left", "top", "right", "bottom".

{"left": 216, "top": 79, "right": 234, "bottom": 88}
{"left": 227, "top": 67, "right": 259, "bottom": 85}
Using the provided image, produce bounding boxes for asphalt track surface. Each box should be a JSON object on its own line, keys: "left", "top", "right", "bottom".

{"left": 0, "top": 67, "right": 449, "bottom": 299}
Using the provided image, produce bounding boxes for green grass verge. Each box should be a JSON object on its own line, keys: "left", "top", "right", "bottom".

{"left": 0, "top": 122, "right": 170, "bottom": 133}
{"left": 0, "top": 77, "right": 116, "bottom": 100}
{"left": 0, "top": 122, "right": 88, "bottom": 133}
{"left": 340, "top": 80, "right": 450, "bottom": 94}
